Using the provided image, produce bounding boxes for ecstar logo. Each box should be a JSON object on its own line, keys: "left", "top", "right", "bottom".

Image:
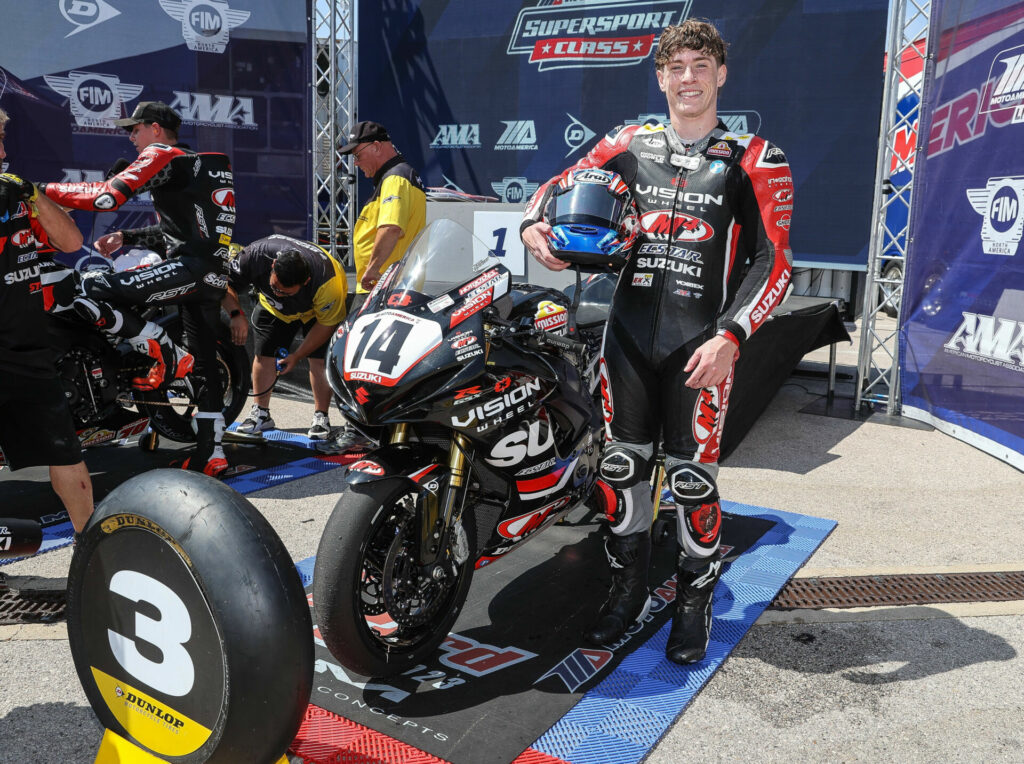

{"left": 495, "top": 120, "right": 538, "bottom": 151}
{"left": 430, "top": 123, "right": 481, "bottom": 149}
{"left": 170, "top": 91, "right": 257, "bottom": 129}
{"left": 158, "top": 0, "right": 250, "bottom": 54}
{"left": 944, "top": 311, "right": 1024, "bottom": 371}
{"left": 43, "top": 70, "right": 143, "bottom": 129}
{"left": 967, "top": 177, "right": 1024, "bottom": 256}
{"left": 507, "top": 0, "right": 692, "bottom": 72}
{"left": 491, "top": 176, "right": 539, "bottom": 204}
{"left": 59, "top": 0, "right": 121, "bottom": 38}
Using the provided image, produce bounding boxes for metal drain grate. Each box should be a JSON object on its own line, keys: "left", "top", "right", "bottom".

{"left": 0, "top": 587, "right": 67, "bottom": 625}
{"left": 770, "top": 572, "right": 1024, "bottom": 609}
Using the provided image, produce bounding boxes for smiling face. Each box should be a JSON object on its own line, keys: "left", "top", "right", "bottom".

{"left": 656, "top": 48, "right": 727, "bottom": 138}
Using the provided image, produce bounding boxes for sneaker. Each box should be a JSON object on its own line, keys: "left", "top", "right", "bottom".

{"left": 307, "top": 410, "right": 331, "bottom": 440}
{"left": 237, "top": 404, "right": 274, "bottom": 434}
{"left": 316, "top": 424, "right": 370, "bottom": 454}
{"left": 133, "top": 339, "right": 194, "bottom": 391}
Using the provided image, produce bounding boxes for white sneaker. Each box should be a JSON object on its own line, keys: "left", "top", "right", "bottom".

{"left": 307, "top": 410, "right": 331, "bottom": 440}
{"left": 237, "top": 404, "right": 274, "bottom": 434}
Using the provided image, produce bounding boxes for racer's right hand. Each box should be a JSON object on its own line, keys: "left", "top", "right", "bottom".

{"left": 94, "top": 231, "right": 124, "bottom": 257}
{"left": 522, "top": 221, "right": 570, "bottom": 272}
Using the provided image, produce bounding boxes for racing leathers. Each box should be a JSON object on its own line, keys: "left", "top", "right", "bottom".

{"left": 42, "top": 142, "right": 236, "bottom": 473}
{"left": 523, "top": 119, "right": 793, "bottom": 655}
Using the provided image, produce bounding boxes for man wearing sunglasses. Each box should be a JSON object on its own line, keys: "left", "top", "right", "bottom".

{"left": 339, "top": 121, "right": 425, "bottom": 311}
{"left": 222, "top": 235, "right": 347, "bottom": 440}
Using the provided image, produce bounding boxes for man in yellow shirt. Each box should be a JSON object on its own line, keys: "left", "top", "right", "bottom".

{"left": 222, "top": 235, "right": 347, "bottom": 440}
{"left": 340, "top": 121, "right": 426, "bottom": 310}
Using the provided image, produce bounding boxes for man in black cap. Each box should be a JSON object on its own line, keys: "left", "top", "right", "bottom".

{"left": 339, "top": 120, "right": 426, "bottom": 310}
{"left": 38, "top": 101, "right": 238, "bottom": 476}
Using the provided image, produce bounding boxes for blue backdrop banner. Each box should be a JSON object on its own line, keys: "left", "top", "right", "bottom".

{"left": 1, "top": 0, "right": 310, "bottom": 268}
{"left": 357, "top": 0, "right": 887, "bottom": 268}
{"left": 900, "top": 0, "right": 1024, "bottom": 471}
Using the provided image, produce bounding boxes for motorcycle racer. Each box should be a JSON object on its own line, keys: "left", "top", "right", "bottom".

{"left": 522, "top": 20, "right": 793, "bottom": 664}
{"left": 39, "top": 101, "right": 236, "bottom": 475}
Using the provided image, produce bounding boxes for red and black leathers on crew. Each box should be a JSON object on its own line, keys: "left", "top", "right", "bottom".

{"left": 524, "top": 119, "right": 793, "bottom": 558}
{"left": 42, "top": 143, "right": 235, "bottom": 427}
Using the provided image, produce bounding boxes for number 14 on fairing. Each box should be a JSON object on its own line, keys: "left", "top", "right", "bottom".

{"left": 343, "top": 310, "right": 443, "bottom": 384}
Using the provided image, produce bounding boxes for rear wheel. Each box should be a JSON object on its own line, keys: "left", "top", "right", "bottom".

{"left": 313, "top": 480, "right": 474, "bottom": 677}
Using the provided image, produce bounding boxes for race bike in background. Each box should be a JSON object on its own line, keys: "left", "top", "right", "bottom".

{"left": 0, "top": 259, "right": 249, "bottom": 466}
{"left": 313, "top": 219, "right": 610, "bottom": 677}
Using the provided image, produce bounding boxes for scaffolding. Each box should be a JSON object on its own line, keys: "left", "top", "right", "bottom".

{"left": 856, "top": 0, "right": 931, "bottom": 414}
{"left": 312, "top": 0, "right": 357, "bottom": 263}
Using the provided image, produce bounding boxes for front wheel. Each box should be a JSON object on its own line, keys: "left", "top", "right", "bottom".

{"left": 313, "top": 480, "right": 474, "bottom": 677}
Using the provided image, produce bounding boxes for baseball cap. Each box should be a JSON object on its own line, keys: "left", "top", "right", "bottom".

{"left": 338, "top": 121, "right": 390, "bottom": 154}
{"left": 114, "top": 101, "right": 182, "bottom": 132}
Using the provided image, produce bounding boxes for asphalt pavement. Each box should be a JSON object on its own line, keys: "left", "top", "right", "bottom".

{"left": 2, "top": 316, "right": 1023, "bottom": 763}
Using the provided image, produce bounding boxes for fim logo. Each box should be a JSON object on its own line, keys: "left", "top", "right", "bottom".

{"left": 982, "top": 44, "right": 1024, "bottom": 122}
{"left": 536, "top": 648, "right": 613, "bottom": 692}
{"left": 495, "top": 120, "right": 538, "bottom": 151}
{"left": 170, "top": 91, "right": 257, "bottom": 129}
{"left": 43, "top": 70, "right": 143, "bottom": 130}
{"left": 159, "top": 0, "right": 250, "bottom": 54}
{"left": 966, "top": 177, "right": 1024, "bottom": 256}
{"left": 564, "top": 113, "right": 595, "bottom": 158}
{"left": 491, "top": 177, "right": 539, "bottom": 205}
{"left": 430, "top": 123, "right": 481, "bottom": 149}
{"left": 60, "top": 0, "right": 121, "bottom": 38}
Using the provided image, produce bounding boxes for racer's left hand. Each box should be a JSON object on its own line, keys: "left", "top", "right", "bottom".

{"left": 684, "top": 335, "right": 740, "bottom": 389}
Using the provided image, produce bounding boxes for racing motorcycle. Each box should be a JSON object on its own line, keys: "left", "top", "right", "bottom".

{"left": 313, "top": 219, "right": 610, "bottom": 677}
{"left": 19, "top": 262, "right": 247, "bottom": 458}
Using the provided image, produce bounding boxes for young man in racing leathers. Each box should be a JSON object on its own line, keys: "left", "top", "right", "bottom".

{"left": 38, "top": 101, "right": 236, "bottom": 475}
{"left": 521, "top": 20, "right": 793, "bottom": 664}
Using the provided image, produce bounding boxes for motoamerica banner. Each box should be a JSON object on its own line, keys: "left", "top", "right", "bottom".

{"left": 0, "top": 0, "right": 310, "bottom": 267}
{"left": 900, "top": 0, "right": 1024, "bottom": 471}
{"left": 357, "top": 0, "right": 887, "bottom": 268}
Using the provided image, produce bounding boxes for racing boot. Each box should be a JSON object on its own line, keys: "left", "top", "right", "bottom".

{"left": 666, "top": 553, "right": 724, "bottom": 665}
{"left": 182, "top": 412, "right": 228, "bottom": 477}
{"left": 584, "top": 530, "right": 652, "bottom": 646}
{"left": 130, "top": 322, "right": 193, "bottom": 391}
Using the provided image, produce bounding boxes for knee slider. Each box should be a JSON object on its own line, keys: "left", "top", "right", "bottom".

{"left": 71, "top": 295, "right": 104, "bottom": 324}
{"left": 599, "top": 443, "right": 654, "bottom": 489}
{"left": 665, "top": 460, "right": 719, "bottom": 505}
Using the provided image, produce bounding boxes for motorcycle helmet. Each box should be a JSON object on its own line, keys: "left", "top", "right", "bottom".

{"left": 545, "top": 168, "right": 637, "bottom": 271}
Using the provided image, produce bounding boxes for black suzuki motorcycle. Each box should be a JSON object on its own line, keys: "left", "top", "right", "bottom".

{"left": 45, "top": 264, "right": 248, "bottom": 452}
{"left": 313, "top": 219, "right": 609, "bottom": 677}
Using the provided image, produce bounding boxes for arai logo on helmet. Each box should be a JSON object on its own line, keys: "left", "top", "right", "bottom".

{"left": 638, "top": 210, "right": 715, "bottom": 242}
{"left": 159, "top": 0, "right": 250, "bottom": 54}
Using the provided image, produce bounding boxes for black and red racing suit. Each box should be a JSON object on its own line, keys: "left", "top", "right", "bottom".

{"left": 522, "top": 119, "right": 793, "bottom": 555}
{"left": 42, "top": 142, "right": 236, "bottom": 415}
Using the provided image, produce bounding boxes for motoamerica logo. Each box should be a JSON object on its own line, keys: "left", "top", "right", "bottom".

{"left": 944, "top": 311, "right": 1024, "bottom": 372}
{"left": 491, "top": 176, "right": 539, "bottom": 204}
{"left": 43, "top": 70, "right": 143, "bottom": 130}
{"left": 170, "top": 91, "right": 257, "bottom": 129}
{"left": 966, "top": 176, "right": 1024, "bottom": 256}
{"left": 508, "top": 0, "right": 692, "bottom": 72}
{"left": 159, "top": 0, "right": 250, "bottom": 54}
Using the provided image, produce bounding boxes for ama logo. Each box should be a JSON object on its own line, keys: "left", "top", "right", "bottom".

{"left": 159, "top": 0, "right": 250, "bottom": 54}
{"left": 170, "top": 91, "right": 257, "bottom": 129}
{"left": 43, "top": 70, "right": 143, "bottom": 130}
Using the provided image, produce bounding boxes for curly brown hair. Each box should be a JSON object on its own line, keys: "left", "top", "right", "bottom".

{"left": 655, "top": 19, "right": 728, "bottom": 68}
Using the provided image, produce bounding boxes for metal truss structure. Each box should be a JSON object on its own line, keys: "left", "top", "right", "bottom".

{"left": 312, "top": 0, "right": 357, "bottom": 263}
{"left": 856, "top": 0, "right": 931, "bottom": 414}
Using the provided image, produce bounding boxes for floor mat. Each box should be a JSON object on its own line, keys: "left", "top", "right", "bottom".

{"left": 0, "top": 428, "right": 362, "bottom": 566}
{"left": 290, "top": 501, "right": 835, "bottom": 764}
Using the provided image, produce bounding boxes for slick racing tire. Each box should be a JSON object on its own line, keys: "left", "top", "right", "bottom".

{"left": 314, "top": 479, "right": 475, "bottom": 678}
{"left": 138, "top": 322, "right": 249, "bottom": 443}
{"left": 66, "top": 469, "right": 313, "bottom": 763}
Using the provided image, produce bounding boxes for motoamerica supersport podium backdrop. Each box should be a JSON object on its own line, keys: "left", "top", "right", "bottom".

{"left": 0, "top": 0, "right": 311, "bottom": 260}
{"left": 357, "top": 0, "right": 887, "bottom": 269}
{"left": 900, "top": 0, "right": 1024, "bottom": 471}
